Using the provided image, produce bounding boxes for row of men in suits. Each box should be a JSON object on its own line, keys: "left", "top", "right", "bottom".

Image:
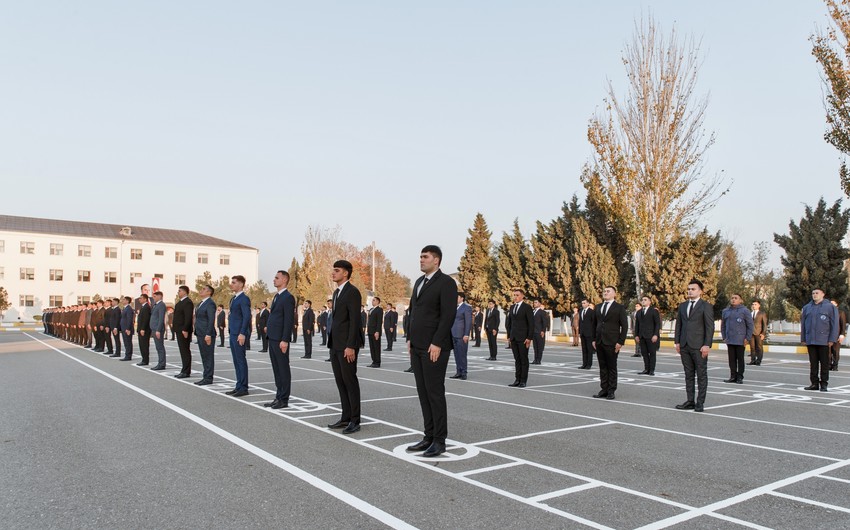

{"left": 364, "top": 299, "right": 401, "bottom": 367}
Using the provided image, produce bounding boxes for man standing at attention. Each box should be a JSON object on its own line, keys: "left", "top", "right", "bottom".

{"left": 301, "top": 300, "right": 315, "bottom": 359}
{"left": 173, "top": 285, "right": 194, "bottom": 379}
{"left": 367, "top": 296, "right": 384, "bottom": 368}
{"left": 571, "top": 306, "right": 580, "bottom": 347}
{"left": 484, "top": 300, "right": 500, "bottom": 361}
{"left": 327, "top": 260, "right": 365, "bottom": 434}
{"left": 674, "top": 279, "right": 715, "bottom": 412}
{"left": 578, "top": 299, "right": 597, "bottom": 370}
{"left": 748, "top": 300, "right": 769, "bottom": 366}
{"left": 216, "top": 304, "right": 226, "bottom": 347}
{"left": 150, "top": 291, "right": 167, "bottom": 371}
{"left": 450, "top": 292, "right": 472, "bottom": 380}
{"left": 634, "top": 295, "right": 661, "bottom": 376}
{"left": 119, "top": 297, "right": 135, "bottom": 361}
{"left": 592, "top": 286, "right": 629, "bottom": 400}
{"left": 801, "top": 288, "right": 839, "bottom": 392}
{"left": 383, "top": 302, "right": 397, "bottom": 351}
{"left": 721, "top": 293, "right": 753, "bottom": 384}
{"left": 506, "top": 288, "right": 534, "bottom": 388}
{"left": 264, "top": 271, "right": 294, "bottom": 408}
{"left": 472, "top": 305, "right": 483, "bottom": 348}
{"left": 406, "top": 246, "right": 457, "bottom": 457}
{"left": 136, "top": 294, "right": 152, "bottom": 366}
{"left": 531, "top": 299, "right": 549, "bottom": 365}
{"left": 194, "top": 284, "right": 217, "bottom": 386}
{"left": 227, "top": 275, "right": 252, "bottom": 397}
{"left": 256, "top": 302, "right": 270, "bottom": 353}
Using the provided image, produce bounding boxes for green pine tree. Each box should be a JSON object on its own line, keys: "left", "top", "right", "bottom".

{"left": 713, "top": 241, "right": 745, "bottom": 318}
{"left": 457, "top": 213, "right": 496, "bottom": 305}
{"left": 494, "top": 219, "right": 529, "bottom": 308}
{"left": 567, "top": 216, "right": 619, "bottom": 305}
{"left": 774, "top": 197, "right": 850, "bottom": 307}
{"left": 547, "top": 216, "right": 574, "bottom": 316}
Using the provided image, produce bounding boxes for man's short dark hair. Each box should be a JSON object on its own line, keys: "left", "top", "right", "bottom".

{"left": 512, "top": 288, "right": 524, "bottom": 295}
{"left": 140, "top": 294, "right": 149, "bottom": 301}
{"left": 123, "top": 296, "right": 132, "bottom": 303}
{"left": 154, "top": 291, "right": 163, "bottom": 297}
{"left": 327, "top": 299, "right": 333, "bottom": 303}
{"left": 813, "top": 287, "right": 825, "bottom": 294}
{"left": 333, "top": 260, "right": 353, "bottom": 279}
{"left": 421, "top": 245, "right": 442, "bottom": 263}
{"left": 140, "top": 283, "right": 149, "bottom": 290}
{"left": 458, "top": 292, "right": 466, "bottom": 300}
{"left": 605, "top": 285, "right": 617, "bottom": 292}
{"left": 488, "top": 299, "right": 496, "bottom": 305}
{"left": 277, "top": 270, "right": 290, "bottom": 280}
{"left": 373, "top": 296, "right": 381, "bottom": 303}
{"left": 641, "top": 295, "right": 651, "bottom": 301}
{"left": 113, "top": 298, "right": 120, "bottom": 303}
{"left": 261, "top": 301, "right": 268, "bottom": 307}
{"left": 305, "top": 300, "right": 312, "bottom": 306}
{"left": 688, "top": 279, "right": 704, "bottom": 291}
{"left": 218, "top": 304, "right": 224, "bottom": 308}
{"left": 178, "top": 285, "right": 190, "bottom": 295}
{"left": 232, "top": 275, "right": 246, "bottom": 285}
{"left": 204, "top": 284, "right": 215, "bottom": 296}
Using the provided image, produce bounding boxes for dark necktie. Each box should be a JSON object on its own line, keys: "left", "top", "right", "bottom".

{"left": 688, "top": 300, "right": 695, "bottom": 318}
{"left": 602, "top": 302, "right": 609, "bottom": 316}
{"left": 332, "top": 288, "right": 340, "bottom": 312}
{"left": 418, "top": 276, "right": 430, "bottom": 298}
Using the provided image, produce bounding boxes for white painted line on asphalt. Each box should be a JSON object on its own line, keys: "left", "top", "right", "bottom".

{"left": 25, "top": 333, "right": 419, "bottom": 530}
{"left": 471, "top": 422, "right": 615, "bottom": 446}
{"left": 703, "top": 398, "right": 770, "bottom": 410}
{"left": 818, "top": 474, "right": 850, "bottom": 484}
{"left": 359, "top": 432, "right": 421, "bottom": 443}
{"left": 296, "top": 412, "right": 340, "bottom": 420}
{"left": 767, "top": 491, "right": 850, "bottom": 513}
{"left": 456, "top": 461, "right": 524, "bottom": 477}
{"left": 527, "top": 483, "right": 599, "bottom": 503}
{"left": 704, "top": 512, "right": 775, "bottom": 530}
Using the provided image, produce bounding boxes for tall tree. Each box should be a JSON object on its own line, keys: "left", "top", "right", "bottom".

{"left": 288, "top": 258, "right": 303, "bottom": 303}
{"left": 743, "top": 241, "right": 773, "bottom": 301}
{"left": 494, "top": 219, "right": 529, "bottom": 308}
{"left": 567, "top": 216, "right": 619, "bottom": 305}
{"left": 774, "top": 197, "right": 850, "bottom": 307}
{"left": 457, "top": 213, "right": 496, "bottom": 305}
{"left": 546, "top": 215, "right": 574, "bottom": 316}
{"left": 583, "top": 16, "right": 725, "bottom": 297}
{"left": 714, "top": 241, "right": 746, "bottom": 318}
{"left": 0, "top": 286, "right": 11, "bottom": 318}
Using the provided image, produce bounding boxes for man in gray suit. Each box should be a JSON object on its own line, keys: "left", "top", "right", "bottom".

{"left": 674, "top": 279, "right": 715, "bottom": 412}
{"left": 450, "top": 292, "right": 473, "bottom": 380}
{"left": 194, "top": 284, "right": 217, "bottom": 385}
{"left": 150, "top": 291, "right": 167, "bottom": 370}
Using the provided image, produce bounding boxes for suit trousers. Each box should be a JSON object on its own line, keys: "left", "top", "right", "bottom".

{"left": 410, "top": 347, "right": 450, "bottom": 443}
{"left": 330, "top": 348, "right": 360, "bottom": 423}
{"left": 831, "top": 341, "right": 841, "bottom": 369}
{"left": 596, "top": 343, "right": 619, "bottom": 394}
{"left": 94, "top": 329, "right": 104, "bottom": 350}
{"left": 510, "top": 339, "right": 530, "bottom": 383}
{"left": 104, "top": 329, "right": 114, "bottom": 353}
{"left": 727, "top": 344, "right": 745, "bottom": 380}
{"left": 121, "top": 333, "right": 133, "bottom": 359}
{"left": 320, "top": 329, "right": 327, "bottom": 345}
{"left": 113, "top": 331, "right": 122, "bottom": 357}
{"left": 486, "top": 330, "right": 498, "bottom": 359}
{"left": 638, "top": 337, "right": 657, "bottom": 373}
{"left": 218, "top": 327, "right": 225, "bottom": 347}
{"left": 808, "top": 345, "right": 830, "bottom": 387}
{"left": 580, "top": 334, "right": 595, "bottom": 368}
{"left": 532, "top": 333, "right": 545, "bottom": 363}
{"left": 138, "top": 333, "right": 151, "bottom": 364}
{"left": 369, "top": 333, "right": 382, "bottom": 365}
{"left": 176, "top": 333, "right": 192, "bottom": 375}
{"left": 680, "top": 346, "right": 708, "bottom": 406}
{"left": 474, "top": 326, "right": 481, "bottom": 347}
{"left": 268, "top": 339, "right": 290, "bottom": 402}
{"left": 749, "top": 335, "right": 764, "bottom": 364}
{"left": 385, "top": 329, "right": 394, "bottom": 350}
{"left": 229, "top": 334, "right": 249, "bottom": 391}
{"left": 153, "top": 334, "right": 166, "bottom": 367}
{"left": 260, "top": 331, "right": 269, "bottom": 352}
{"left": 452, "top": 337, "right": 468, "bottom": 376}
{"left": 303, "top": 331, "right": 312, "bottom": 357}
{"left": 198, "top": 336, "right": 215, "bottom": 381}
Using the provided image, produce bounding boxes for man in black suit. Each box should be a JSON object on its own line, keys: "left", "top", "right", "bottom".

{"left": 173, "top": 285, "right": 195, "bottom": 378}
{"left": 109, "top": 298, "right": 122, "bottom": 358}
{"left": 473, "top": 306, "right": 483, "bottom": 347}
{"left": 257, "top": 302, "right": 270, "bottom": 352}
{"left": 324, "top": 298, "right": 334, "bottom": 362}
{"left": 290, "top": 300, "right": 298, "bottom": 344}
{"left": 327, "top": 260, "right": 365, "bottom": 434}
{"left": 318, "top": 305, "right": 328, "bottom": 346}
{"left": 383, "top": 302, "right": 397, "bottom": 351}
{"left": 531, "top": 300, "right": 549, "bottom": 365}
{"left": 264, "top": 271, "right": 295, "bottom": 409}
{"left": 102, "top": 299, "right": 114, "bottom": 355}
{"left": 406, "top": 245, "right": 458, "bottom": 458}
{"left": 484, "top": 300, "right": 500, "bottom": 360}
{"left": 578, "top": 299, "right": 597, "bottom": 369}
{"left": 367, "top": 297, "right": 383, "bottom": 367}
{"left": 136, "top": 294, "right": 152, "bottom": 366}
{"left": 301, "top": 300, "right": 315, "bottom": 359}
{"left": 674, "top": 279, "right": 715, "bottom": 412}
{"left": 506, "top": 289, "right": 534, "bottom": 387}
{"left": 216, "top": 305, "right": 226, "bottom": 347}
{"left": 592, "top": 286, "right": 629, "bottom": 400}
{"left": 360, "top": 306, "right": 368, "bottom": 338}
{"left": 194, "top": 285, "right": 217, "bottom": 385}
{"left": 635, "top": 295, "right": 661, "bottom": 375}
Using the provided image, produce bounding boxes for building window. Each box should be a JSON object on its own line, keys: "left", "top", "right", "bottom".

{"left": 198, "top": 253, "right": 208, "bottom": 264}
{"left": 19, "top": 295, "right": 34, "bottom": 307}
{"left": 154, "top": 249, "right": 164, "bottom": 256}
{"left": 49, "top": 295, "right": 63, "bottom": 307}
{"left": 78, "top": 270, "right": 91, "bottom": 282}
{"left": 130, "top": 248, "right": 142, "bottom": 260}
{"left": 49, "top": 269, "right": 64, "bottom": 281}
{"left": 105, "top": 247, "right": 117, "bottom": 259}
{"left": 175, "top": 274, "right": 186, "bottom": 285}
{"left": 20, "top": 241, "right": 35, "bottom": 254}
{"left": 220, "top": 254, "right": 230, "bottom": 265}
{"left": 174, "top": 251, "right": 186, "bottom": 263}
{"left": 153, "top": 273, "right": 163, "bottom": 279}
{"left": 104, "top": 272, "right": 117, "bottom": 283}
{"left": 77, "top": 296, "right": 91, "bottom": 305}
{"left": 129, "top": 272, "right": 142, "bottom": 284}
{"left": 50, "top": 243, "right": 64, "bottom": 256}
{"left": 20, "top": 268, "right": 35, "bottom": 280}
{"left": 78, "top": 245, "right": 91, "bottom": 257}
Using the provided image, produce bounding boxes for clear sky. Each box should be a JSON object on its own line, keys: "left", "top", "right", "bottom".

{"left": 0, "top": 1, "right": 843, "bottom": 284}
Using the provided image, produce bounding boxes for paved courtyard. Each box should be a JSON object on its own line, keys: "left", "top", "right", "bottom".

{"left": 2, "top": 332, "right": 849, "bottom": 529}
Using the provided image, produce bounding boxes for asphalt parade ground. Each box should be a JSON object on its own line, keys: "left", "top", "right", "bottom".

{"left": 2, "top": 332, "right": 850, "bottom": 529}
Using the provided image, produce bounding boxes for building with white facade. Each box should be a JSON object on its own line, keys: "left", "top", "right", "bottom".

{"left": 0, "top": 215, "right": 259, "bottom": 321}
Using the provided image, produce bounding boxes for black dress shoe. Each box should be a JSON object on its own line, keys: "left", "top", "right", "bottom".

{"left": 639, "top": 370, "right": 648, "bottom": 375}
{"left": 423, "top": 441, "right": 446, "bottom": 457}
{"left": 820, "top": 386, "right": 828, "bottom": 392}
{"left": 486, "top": 357, "right": 497, "bottom": 361}
{"left": 449, "top": 374, "right": 462, "bottom": 379}
{"left": 300, "top": 355, "right": 311, "bottom": 359}
{"left": 647, "top": 372, "right": 655, "bottom": 376}
{"left": 150, "top": 365, "right": 165, "bottom": 371}
{"left": 264, "top": 400, "right": 280, "bottom": 407}
{"left": 342, "top": 422, "right": 360, "bottom": 434}
{"left": 195, "top": 379, "right": 213, "bottom": 386}
{"left": 271, "top": 401, "right": 289, "bottom": 409}
{"left": 593, "top": 391, "right": 607, "bottom": 398}
{"left": 675, "top": 401, "right": 695, "bottom": 410}
{"left": 632, "top": 353, "right": 641, "bottom": 357}
{"left": 231, "top": 390, "right": 249, "bottom": 397}
{"left": 136, "top": 362, "right": 149, "bottom": 366}
{"left": 694, "top": 404, "right": 704, "bottom": 412}
{"left": 367, "top": 363, "right": 380, "bottom": 368}
{"left": 383, "top": 348, "right": 391, "bottom": 351}
{"left": 735, "top": 379, "right": 743, "bottom": 384}
{"left": 325, "top": 358, "right": 332, "bottom": 362}
{"left": 578, "top": 365, "right": 587, "bottom": 369}
{"left": 328, "top": 420, "right": 348, "bottom": 429}
{"left": 606, "top": 392, "right": 615, "bottom": 400}
{"left": 747, "top": 362, "right": 756, "bottom": 365}
{"left": 460, "top": 375, "right": 467, "bottom": 380}
{"left": 174, "top": 373, "right": 189, "bottom": 379}
{"left": 518, "top": 383, "right": 526, "bottom": 388}
{"left": 407, "top": 438, "right": 433, "bottom": 451}
{"left": 225, "top": 389, "right": 237, "bottom": 395}
{"left": 508, "top": 381, "right": 520, "bottom": 387}
{"left": 804, "top": 385, "right": 819, "bottom": 390}
{"left": 723, "top": 378, "right": 736, "bottom": 383}
{"left": 404, "top": 367, "right": 414, "bottom": 373}
{"left": 119, "top": 358, "right": 132, "bottom": 361}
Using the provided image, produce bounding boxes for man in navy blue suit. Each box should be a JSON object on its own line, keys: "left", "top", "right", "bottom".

{"left": 119, "top": 296, "right": 135, "bottom": 361}
{"left": 264, "top": 271, "right": 295, "bottom": 408}
{"left": 194, "top": 284, "right": 217, "bottom": 385}
{"left": 227, "top": 275, "right": 252, "bottom": 397}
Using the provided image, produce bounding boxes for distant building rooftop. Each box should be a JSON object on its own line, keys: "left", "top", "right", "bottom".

{"left": 0, "top": 214, "right": 256, "bottom": 250}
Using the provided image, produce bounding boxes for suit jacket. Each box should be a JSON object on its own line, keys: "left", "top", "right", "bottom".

{"left": 474, "top": 311, "right": 484, "bottom": 328}
{"left": 578, "top": 307, "right": 597, "bottom": 337}
{"left": 752, "top": 309, "right": 769, "bottom": 337}
{"left": 91, "top": 307, "right": 105, "bottom": 327}
{"left": 451, "top": 302, "right": 473, "bottom": 339}
{"left": 137, "top": 303, "right": 152, "bottom": 334}
{"left": 256, "top": 308, "right": 270, "bottom": 332}
{"left": 302, "top": 307, "right": 315, "bottom": 332}
{"left": 721, "top": 305, "right": 753, "bottom": 346}
{"left": 674, "top": 299, "right": 715, "bottom": 349}
{"left": 228, "top": 292, "right": 252, "bottom": 337}
{"left": 533, "top": 308, "right": 549, "bottom": 334}
{"left": 407, "top": 270, "right": 458, "bottom": 351}
{"left": 194, "top": 298, "right": 217, "bottom": 338}
{"left": 506, "top": 302, "right": 534, "bottom": 342}
{"left": 107, "top": 306, "right": 121, "bottom": 329}
{"left": 120, "top": 305, "right": 135, "bottom": 334}
{"left": 173, "top": 297, "right": 194, "bottom": 335}
{"left": 594, "top": 301, "right": 629, "bottom": 346}
{"left": 384, "top": 310, "right": 398, "bottom": 331}
{"left": 367, "top": 306, "right": 384, "bottom": 334}
{"left": 216, "top": 310, "right": 226, "bottom": 328}
{"left": 150, "top": 301, "right": 166, "bottom": 333}
{"left": 634, "top": 306, "right": 661, "bottom": 339}
{"left": 360, "top": 309, "right": 367, "bottom": 329}
{"left": 328, "top": 282, "right": 365, "bottom": 350}
{"left": 317, "top": 311, "right": 328, "bottom": 329}
{"left": 265, "top": 290, "right": 295, "bottom": 341}
{"left": 484, "top": 307, "right": 500, "bottom": 331}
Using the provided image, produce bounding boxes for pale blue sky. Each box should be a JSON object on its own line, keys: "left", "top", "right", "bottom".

{"left": 0, "top": 1, "right": 842, "bottom": 283}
